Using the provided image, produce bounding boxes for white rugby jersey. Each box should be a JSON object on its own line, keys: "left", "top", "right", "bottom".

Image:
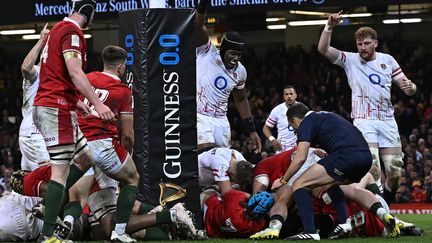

{"left": 0, "top": 192, "right": 43, "bottom": 240}
{"left": 198, "top": 147, "right": 245, "bottom": 188}
{"left": 334, "top": 51, "right": 405, "bottom": 120}
{"left": 19, "top": 65, "right": 40, "bottom": 137}
{"left": 196, "top": 40, "right": 247, "bottom": 117}
{"left": 265, "top": 102, "right": 297, "bottom": 150}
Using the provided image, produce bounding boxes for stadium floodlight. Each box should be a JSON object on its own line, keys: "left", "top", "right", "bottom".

{"left": 387, "top": 10, "right": 422, "bottom": 15}
{"left": 22, "top": 34, "right": 40, "bottom": 40}
{"left": 341, "top": 13, "right": 373, "bottom": 18}
{"left": 383, "top": 19, "right": 400, "bottom": 24}
{"left": 1, "top": 29, "right": 36, "bottom": 35}
{"left": 266, "top": 17, "right": 286, "bottom": 22}
{"left": 288, "top": 20, "right": 327, "bottom": 26}
{"left": 383, "top": 18, "right": 422, "bottom": 24}
{"left": 400, "top": 18, "right": 422, "bottom": 23}
{"left": 267, "top": 24, "right": 287, "bottom": 30}
{"left": 289, "top": 10, "right": 327, "bottom": 16}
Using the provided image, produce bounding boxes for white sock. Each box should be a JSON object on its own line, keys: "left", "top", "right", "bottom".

{"left": 115, "top": 223, "right": 127, "bottom": 235}
{"left": 269, "top": 219, "right": 282, "bottom": 230}
{"left": 64, "top": 215, "right": 74, "bottom": 226}
{"left": 169, "top": 209, "right": 177, "bottom": 223}
{"left": 376, "top": 208, "right": 387, "bottom": 221}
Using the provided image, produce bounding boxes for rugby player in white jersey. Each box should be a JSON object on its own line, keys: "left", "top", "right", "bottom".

{"left": 263, "top": 85, "right": 298, "bottom": 153}
{"left": 19, "top": 24, "right": 50, "bottom": 171}
{"left": 198, "top": 147, "right": 254, "bottom": 196}
{"left": 195, "top": 0, "right": 261, "bottom": 153}
{"left": 318, "top": 11, "right": 417, "bottom": 204}
{"left": 0, "top": 192, "right": 43, "bottom": 241}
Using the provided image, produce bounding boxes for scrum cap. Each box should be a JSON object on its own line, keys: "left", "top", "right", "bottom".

{"left": 246, "top": 191, "right": 274, "bottom": 218}
{"left": 220, "top": 31, "right": 245, "bottom": 59}
{"left": 71, "top": 0, "right": 97, "bottom": 28}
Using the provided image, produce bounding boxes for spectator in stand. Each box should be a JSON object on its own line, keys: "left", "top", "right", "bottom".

{"left": 395, "top": 184, "right": 411, "bottom": 203}
{"left": 424, "top": 162, "right": 432, "bottom": 178}
{"left": 424, "top": 176, "right": 432, "bottom": 203}
{"left": 1, "top": 18, "right": 432, "bottom": 204}
{"left": 411, "top": 180, "right": 427, "bottom": 203}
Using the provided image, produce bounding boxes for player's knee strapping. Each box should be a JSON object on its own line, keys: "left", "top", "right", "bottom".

{"left": 381, "top": 153, "right": 404, "bottom": 176}
{"left": 368, "top": 147, "right": 381, "bottom": 183}
{"left": 48, "top": 145, "right": 75, "bottom": 164}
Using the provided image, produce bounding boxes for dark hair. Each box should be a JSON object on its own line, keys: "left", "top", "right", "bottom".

{"left": 102, "top": 45, "right": 127, "bottom": 67}
{"left": 236, "top": 160, "right": 253, "bottom": 189}
{"left": 286, "top": 102, "right": 309, "bottom": 120}
{"left": 283, "top": 85, "right": 296, "bottom": 90}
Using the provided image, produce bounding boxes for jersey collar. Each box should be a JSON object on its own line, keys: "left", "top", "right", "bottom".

{"left": 102, "top": 72, "right": 121, "bottom": 80}
{"left": 64, "top": 17, "right": 81, "bottom": 29}
{"left": 304, "top": 111, "right": 314, "bottom": 117}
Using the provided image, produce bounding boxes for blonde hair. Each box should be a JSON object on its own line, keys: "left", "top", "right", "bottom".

{"left": 355, "top": 27, "right": 378, "bottom": 40}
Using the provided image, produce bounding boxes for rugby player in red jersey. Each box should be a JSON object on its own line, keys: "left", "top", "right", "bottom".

{"left": 201, "top": 189, "right": 267, "bottom": 238}
{"left": 75, "top": 45, "right": 140, "bottom": 242}
{"left": 33, "top": 1, "right": 115, "bottom": 241}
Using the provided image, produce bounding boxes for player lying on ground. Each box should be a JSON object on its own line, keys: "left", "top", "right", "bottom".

{"left": 200, "top": 188, "right": 270, "bottom": 238}
{"left": 10, "top": 165, "right": 197, "bottom": 241}
{"left": 199, "top": 146, "right": 254, "bottom": 195}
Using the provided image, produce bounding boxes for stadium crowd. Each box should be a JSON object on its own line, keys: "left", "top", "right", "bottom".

{"left": 1, "top": 36, "right": 432, "bottom": 205}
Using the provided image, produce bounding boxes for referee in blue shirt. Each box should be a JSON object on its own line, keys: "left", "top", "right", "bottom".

{"left": 279, "top": 102, "right": 399, "bottom": 240}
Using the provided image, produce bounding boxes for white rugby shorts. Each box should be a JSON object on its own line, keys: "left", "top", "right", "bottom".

{"left": 88, "top": 138, "right": 129, "bottom": 175}
{"left": 197, "top": 113, "right": 231, "bottom": 148}
{"left": 19, "top": 133, "right": 50, "bottom": 171}
{"left": 353, "top": 118, "right": 401, "bottom": 148}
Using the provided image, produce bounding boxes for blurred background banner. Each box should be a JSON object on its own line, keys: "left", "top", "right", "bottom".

{"left": 2, "top": 0, "right": 431, "bottom": 24}
{"left": 119, "top": 8, "right": 200, "bottom": 221}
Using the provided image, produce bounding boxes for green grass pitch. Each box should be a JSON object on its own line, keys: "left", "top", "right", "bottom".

{"left": 77, "top": 214, "right": 431, "bottom": 242}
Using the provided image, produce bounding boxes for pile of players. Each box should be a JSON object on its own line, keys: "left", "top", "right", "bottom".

{"left": 0, "top": 0, "right": 424, "bottom": 242}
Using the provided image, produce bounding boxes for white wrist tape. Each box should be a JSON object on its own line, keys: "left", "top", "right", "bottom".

{"left": 269, "top": 136, "right": 276, "bottom": 142}
{"left": 324, "top": 23, "right": 333, "bottom": 32}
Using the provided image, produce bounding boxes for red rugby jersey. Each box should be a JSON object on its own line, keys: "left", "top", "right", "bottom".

{"left": 34, "top": 18, "right": 87, "bottom": 111}
{"left": 253, "top": 148, "right": 296, "bottom": 186}
{"left": 205, "top": 190, "right": 267, "bottom": 238}
{"left": 78, "top": 71, "right": 133, "bottom": 141}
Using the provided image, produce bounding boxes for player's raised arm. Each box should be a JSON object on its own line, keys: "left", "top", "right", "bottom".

{"left": 21, "top": 23, "right": 49, "bottom": 81}
{"left": 318, "top": 11, "right": 343, "bottom": 63}
{"left": 195, "top": 0, "right": 210, "bottom": 47}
